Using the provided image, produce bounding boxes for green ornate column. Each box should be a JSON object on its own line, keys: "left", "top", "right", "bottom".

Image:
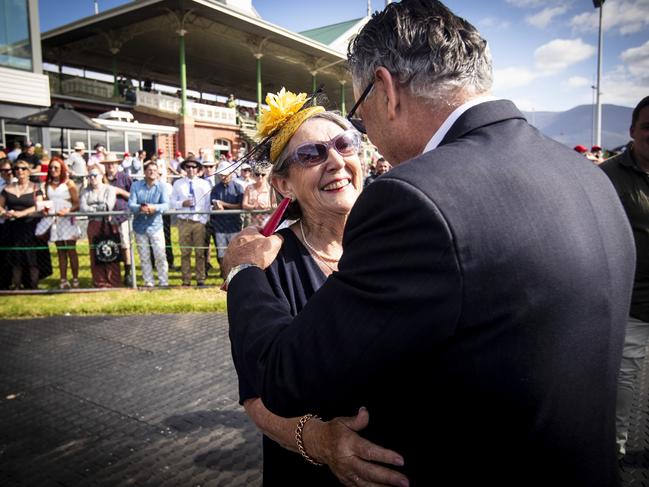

{"left": 178, "top": 29, "right": 188, "bottom": 117}
{"left": 255, "top": 53, "right": 263, "bottom": 120}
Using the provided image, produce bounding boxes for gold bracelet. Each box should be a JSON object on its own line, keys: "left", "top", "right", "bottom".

{"left": 295, "top": 414, "right": 324, "bottom": 466}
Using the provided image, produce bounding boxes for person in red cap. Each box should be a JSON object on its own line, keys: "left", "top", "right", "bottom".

{"left": 574, "top": 145, "right": 588, "bottom": 154}
{"left": 591, "top": 145, "right": 604, "bottom": 163}
{"left": 170, "top": 150, "right": 184, "bottom": 179}
{"left": 155, "top": 148, "right": 168, "bottom": 181}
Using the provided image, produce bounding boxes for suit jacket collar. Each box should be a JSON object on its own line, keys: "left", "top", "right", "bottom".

{"left": 439, "top": 99, "right": 526, "bottom": 147}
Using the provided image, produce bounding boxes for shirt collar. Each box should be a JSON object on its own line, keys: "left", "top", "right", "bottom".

{"left": 422, "top": 95, "right": 499, "bottom": 155}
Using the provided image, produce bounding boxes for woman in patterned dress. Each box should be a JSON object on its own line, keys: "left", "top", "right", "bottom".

{"left": 46, "top": 157, "right": 81, "bottom": 289}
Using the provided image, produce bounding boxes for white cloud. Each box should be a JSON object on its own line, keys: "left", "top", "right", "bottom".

{"left": 479, "top": 17, "right": 511, "bottom": 29}
{"left": 566, "top": 76, "right": 591, "bottom": 88}
{"left": 493, "top": 67, "right": 539, "bottom": 90}
{"left": 601, "top": 64, "right": 648, "bottom": 106}
{"left": 571, "top": 0, "right": 649, "bottom": 35}
{"left": 526, "top": 5, "right": 569, "bottom": 28}
{"left": 505, "top": 0, "right": 547, "bottom": 7}
{"left": 534, "top": 38, "right": 596, "bottom": 72}
{"left": 620, "top": 40, "right": 649, "bottom": 81}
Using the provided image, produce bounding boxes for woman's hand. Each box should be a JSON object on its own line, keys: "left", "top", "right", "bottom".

{"left": 57, "top": 207, "right": 70, "bottom": 216}
{"left": 306, "top": 408, "right": 409, "bottom": 487}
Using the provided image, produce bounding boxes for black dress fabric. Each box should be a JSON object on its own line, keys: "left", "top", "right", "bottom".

{"left": 2, "top": 188, "right": 53, "bottom": 287}
{"left": 234, "top": 227, "right": 337, "bottom": 486}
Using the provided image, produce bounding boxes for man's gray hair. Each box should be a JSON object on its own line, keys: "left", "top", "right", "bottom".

{"left": 348, "top": 0, "right": 493, "bottom": 101}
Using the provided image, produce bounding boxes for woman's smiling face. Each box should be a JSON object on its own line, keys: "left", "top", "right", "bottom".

{"left": 275, "top": 118, "right": 362, "bottom": 221}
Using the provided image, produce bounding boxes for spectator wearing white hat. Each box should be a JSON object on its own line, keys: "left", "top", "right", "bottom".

{"left": 68, "top": 141, "right": 88, "bottom": 187}
{"left": 201, "top": 159, "right": 217, "bottom": 187}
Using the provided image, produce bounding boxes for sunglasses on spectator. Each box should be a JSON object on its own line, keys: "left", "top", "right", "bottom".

{"left": 15, "top": 166, "right": 30, "bottom": 171}
{"left": 1, "top": 168, "right": 12, "bottom": 173}
{"left": 88, "top": 173, "right": 100, "bottom": 178}
{"left": 286, "top": 130, "right": 361, "bottom": 167}
{"left": 346, "top": 81, "right": 374, "bottom": 134}
{"left": 185, "top": 165, "right": 198, "bottom": 170}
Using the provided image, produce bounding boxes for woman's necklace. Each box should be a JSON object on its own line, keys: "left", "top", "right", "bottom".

{"left": 15, "top": 181, "right": 31, "bottom": 195}
{"left": 299, "top": 219, "right": 340, "bottom": 273}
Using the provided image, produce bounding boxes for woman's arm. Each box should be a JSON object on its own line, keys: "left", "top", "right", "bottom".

{"left": 242, "top": 186, "right": 254, "bottom": 211}
{"left": 243, "top": 398, "right": 408, "bottom": 487}
{"left": 79, "top": 190, "right": 92, "bottom": 212}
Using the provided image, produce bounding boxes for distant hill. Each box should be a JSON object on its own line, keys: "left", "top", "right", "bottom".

{"left": 522, "top": 104, "right": 632, "bottom": 150}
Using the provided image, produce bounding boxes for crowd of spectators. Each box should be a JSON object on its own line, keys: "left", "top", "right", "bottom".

{"left": 0, "top": 136, "right": 395, "bottom": 290}
{"left": 0, "top": 140, "right": 280, "bottom": 290}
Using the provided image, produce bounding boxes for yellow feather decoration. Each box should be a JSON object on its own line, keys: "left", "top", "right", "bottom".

{"left": 257, "top": 88, "right": 308, "bottom": 138}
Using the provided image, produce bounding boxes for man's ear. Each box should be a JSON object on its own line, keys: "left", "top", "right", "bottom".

{"left": 375, "top": 67, "right": 399, "bottom": 121}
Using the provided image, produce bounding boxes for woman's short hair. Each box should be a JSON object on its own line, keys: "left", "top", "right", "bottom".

{"left": 348, "top": 0, "right": 493, "bottom": 101}
{"left": 270, "top": 111, "right": 355, "bottom": 220}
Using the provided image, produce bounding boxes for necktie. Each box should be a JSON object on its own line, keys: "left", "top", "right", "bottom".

{"left": 189, "top": 180, "right": 195, "bottom": 210}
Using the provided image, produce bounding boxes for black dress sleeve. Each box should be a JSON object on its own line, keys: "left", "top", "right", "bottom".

{"left": 232, "top": 227, "right": 326, "bottom": 404}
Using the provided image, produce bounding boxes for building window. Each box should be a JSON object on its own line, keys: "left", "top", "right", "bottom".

{"left": 108, "top": 131, "right": 125, "bottom": 153}
{"left": 0, "top": 0, "right": 33, "bottom": 71}
{"left": 214, "top": 138, "right": 231, "bottom": 158}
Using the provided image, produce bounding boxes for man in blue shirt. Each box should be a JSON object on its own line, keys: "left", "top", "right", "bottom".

{"left": 128, "top": 161, "right": 169, "bottom": 287}
{"left": 210, "top": 161, "right": 243, "bottom": 278}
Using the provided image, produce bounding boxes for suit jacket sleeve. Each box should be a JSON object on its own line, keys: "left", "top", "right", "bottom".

{"left": 228, "top": 176, "right": 463, "bottom": 417}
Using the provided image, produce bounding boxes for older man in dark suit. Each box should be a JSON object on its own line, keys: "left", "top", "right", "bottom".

{"left": 224, "top": 1, "right": 635, "bottom": 485}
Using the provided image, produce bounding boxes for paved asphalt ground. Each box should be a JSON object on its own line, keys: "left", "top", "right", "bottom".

{"left": 1, "top": 313, "right": 649, "bottom": 486}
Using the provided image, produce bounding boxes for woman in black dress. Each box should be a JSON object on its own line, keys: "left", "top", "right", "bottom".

{"left": 229, "top": 90, "right": 405, "bottom": 487}
{"left": 0, "top": 160, "right": 52, "bottom": 289}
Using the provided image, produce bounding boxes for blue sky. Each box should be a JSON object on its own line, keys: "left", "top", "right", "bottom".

{"left": 39, "top": 0, "right": 649, "bottom": 112}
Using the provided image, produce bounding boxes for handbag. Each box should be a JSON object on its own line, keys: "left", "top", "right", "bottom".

{"left": 92, "top": 218, "right": 122, "bottom": 263}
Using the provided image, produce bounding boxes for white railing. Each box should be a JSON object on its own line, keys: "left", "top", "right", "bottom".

{"left": 136, "top": 91, "right": 237, "bottom": 126}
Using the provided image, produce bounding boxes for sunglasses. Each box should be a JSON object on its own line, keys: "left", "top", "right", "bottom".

{"left": 1, "top": 168, "right": 12, "bottom": 173}
{"left": 88, "top": 173, "right": 100, "bottom": 178}
{"left": 15, "top": 166, "right": 30, "bottom": 171}
{"left": 287, "top": 130, "right": 361, "bottom": 168}
{"left": 184, "top": 165, "right": 198, "bottom": 170}
{"left": 346, "top": 81, "right": 374, "bottom": 134}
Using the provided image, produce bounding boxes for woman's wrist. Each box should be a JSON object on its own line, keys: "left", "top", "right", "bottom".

{"left": 295, "top": 414, "right": 325, "bottom": 466}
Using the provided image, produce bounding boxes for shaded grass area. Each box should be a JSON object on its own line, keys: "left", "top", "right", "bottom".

{"left": 0, "top": 288, "right": 228, "bottom": 319}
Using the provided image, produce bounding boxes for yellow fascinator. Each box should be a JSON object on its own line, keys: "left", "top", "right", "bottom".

{"left": 257, "top": 87, "right": 325, "bottom": 163}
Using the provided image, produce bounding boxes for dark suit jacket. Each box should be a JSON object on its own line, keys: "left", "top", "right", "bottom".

{"left": 228, "top": 100, "right": 635, "bottom": 486}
